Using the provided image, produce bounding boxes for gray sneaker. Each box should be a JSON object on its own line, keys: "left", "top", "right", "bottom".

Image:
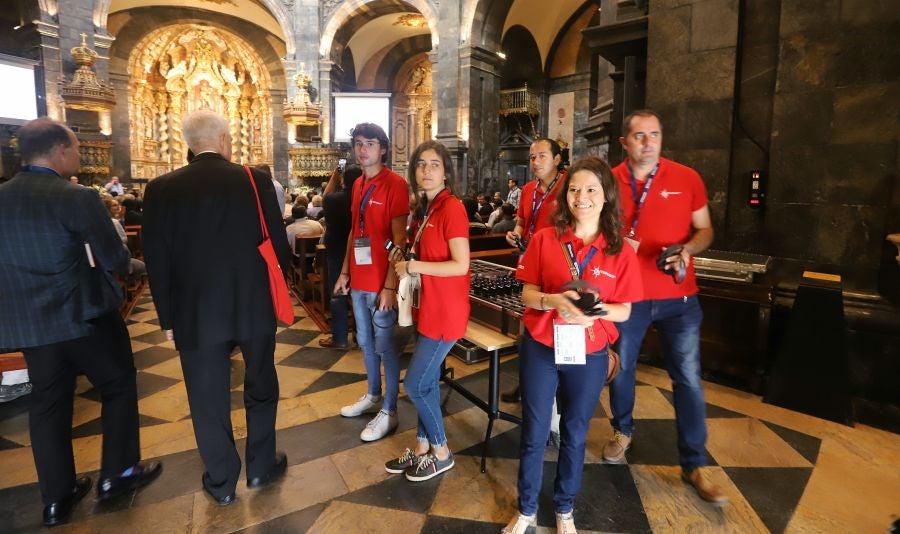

{"left": 0, "top": 382, "right": 32, "bottom": 403}
{"left": 405, "top": 452, "right": 454, "bottom": 482}
{"left": 384, "top": 448, "right": 420, "bottom": 474}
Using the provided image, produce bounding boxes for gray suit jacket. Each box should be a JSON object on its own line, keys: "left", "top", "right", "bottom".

{"left": 0, "top": 171, "right": 129, "bottom": 350}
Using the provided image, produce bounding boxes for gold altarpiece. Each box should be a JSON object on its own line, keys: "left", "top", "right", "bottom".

{"left": 392, "top": 58, "right": 433, "bottom": 176}
{"left": 126, "top": 26, "right": 274, "bottom": 179}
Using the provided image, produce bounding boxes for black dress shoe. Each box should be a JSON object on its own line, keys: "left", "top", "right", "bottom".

{"left": 97, "top": 461, "right": 163, "bottom": 501}
{"left": 247, "top": 452, "right": 288, "bottom": 489}
{"left": 43, "top": 476, "right": 92, "bottom": 527}
{"left": 501, "top": 385, "right": 521, "bottom": 403}
{"left": 202, "top": 473, "right": 236, "bottom": 506}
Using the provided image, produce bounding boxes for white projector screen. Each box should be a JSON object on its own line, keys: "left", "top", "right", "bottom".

{"left": 0, "top": 56, "right": 39, "bottom": 124}
{"left": 332, "top": 92, "right": 391, "bottom": 143}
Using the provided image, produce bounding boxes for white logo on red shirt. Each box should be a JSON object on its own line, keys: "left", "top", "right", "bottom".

{"left": 591, "top": 266, "right": 601, "bottom": 278}
{"left": 597, "top": 268, "right": 616, "bottom": 279}
{"left": 426, "top": 223, "right": 435, "bottom": 228}
{"left": 660, "top": 189, "right": 682, "bottom": 199}
{"left": 368, "top": 199, "right": 383, "bottom": 205}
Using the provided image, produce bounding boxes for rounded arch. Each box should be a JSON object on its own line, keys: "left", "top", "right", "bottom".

{"left": 94, "top": 0, "right": 295, "bottom": 56}
{"left": 464, "top": 0, "right": 514, "bottom": 51}
{"left": 500, "top": 25, "right": 543, "bottom": 89}
{"left": 373, "top": 34, "right": 433, "bottom": 90}
{"left": 320, "top": 0, "right": 439, "bottom": 59}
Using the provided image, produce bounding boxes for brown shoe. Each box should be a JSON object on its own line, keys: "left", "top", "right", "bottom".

{"left": 601, "top": 431, "right": 631, "bottom": 464}
{"left": 501, "top": 385, "right": 521, "bottom": 403}
{"left": 682, "top": 468, "right": 729, "bottom": 506}
{"left": 319, "top": 337, "right": 349, "bottom": 349}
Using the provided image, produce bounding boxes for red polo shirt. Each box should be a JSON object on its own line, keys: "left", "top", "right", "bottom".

{"left": 516, "top": 170, "right": 567, "bottom": 242}
{"left": 516, "top": 227, "right": 643, "bottom": 353}
{"left": 612, "top": 157, "right": 708, "bottom": 300}
{"left": 349, "top": 166, "right": 410, "bottom": 292}
{"left": 411, "top": 191, "right": 471, "bottom": 340}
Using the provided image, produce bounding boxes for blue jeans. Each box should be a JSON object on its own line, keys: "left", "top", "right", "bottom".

{"left": 326, "top": 250, "right": 348, "bottom": 345}
{"left": 403, "top": 333, "right": 456, "bottom": 447}
{"left": 517, "top": 332, "right": 608, "bottom": 516}
{"left": 350, "top": 290, "right": 400, "bottom": 412}
{"left": 609, "top": 295, "right": 707, "bottom": 471}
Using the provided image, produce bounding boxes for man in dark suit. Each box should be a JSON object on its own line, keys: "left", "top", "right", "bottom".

{"left": 142, "top": 110, "right": 292, "bottom": 506}
{"left": 0, "top": 118, "right": 161, "bottom": 527}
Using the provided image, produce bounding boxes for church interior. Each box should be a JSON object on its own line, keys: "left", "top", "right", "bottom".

{"left": 0, "top": 0, "right": 898, "bottom": 532}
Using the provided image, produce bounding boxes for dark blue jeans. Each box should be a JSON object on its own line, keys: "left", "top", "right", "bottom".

{"left": 517, "top": 332, "right": 608, "bottom": 516}
{"left": 326, "top": 248, "right": 348, "bottom": 345}
{"left": 608, "top": 295, "right": 707, "bottom": 471}
{"left": 403, "top": 333, "right": 456, "bottom": 447}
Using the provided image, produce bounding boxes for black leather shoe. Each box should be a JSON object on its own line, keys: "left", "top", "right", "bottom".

{"left": 202, "top": 473, "right": 236, "bottom": 506}
{"left": 247, "top": 452, "right": 288, "bottom": 489}
{"left": 43, "top": 476, "right": 92, "bottom": 527}
{"left": 501, "top": 385, "right": 521, "bottom": 403}
{"left": 97, "top": 461, "right": 163, "bottom": 501}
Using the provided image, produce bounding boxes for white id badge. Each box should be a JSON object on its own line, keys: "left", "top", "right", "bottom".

{"left": 553, "top": 323, "right": 586, "bottom": 365}
{"left": 353, "top": 237, "right": 373, "bottom": 265}
{"left": 624, "top": 236, "right": 640, "bottom": 253}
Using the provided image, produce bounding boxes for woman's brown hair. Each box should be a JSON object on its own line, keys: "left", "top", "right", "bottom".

{"left": 407, "top": 140, "right": 458, "bottom": 221}
{"left": 553, "top": 156, "right": 624, "bottom": 256}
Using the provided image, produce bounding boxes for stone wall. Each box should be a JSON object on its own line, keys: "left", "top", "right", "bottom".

{"left": 645, "top": 0, "right": 899, "bottom": 293}
{"left": 645, "top": 0, "right": 739, "bottom": 236}
{"left": 764, "top": 0, "right": 899, "bottom": 292}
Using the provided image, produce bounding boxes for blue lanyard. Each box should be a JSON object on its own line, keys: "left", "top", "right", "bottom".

{"left": 564, "top": 241, "right": 599, "bottom": 279}
{"left": 23, "top": 165, "right": 61, "bottom": 177}
{"left": 627, "top": 162, "right": 659, "bottom": 237}
{"left": 527, "top": 172, "right": 560, "bottom": 239}
{"left": 357, "top": 181, "right": 377, "bottom": 237}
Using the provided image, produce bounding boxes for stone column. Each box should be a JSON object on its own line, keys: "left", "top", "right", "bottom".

{"left": 455, "top": 45, "right": 504, "bottom": 193}
{"left": 318, "top": 59, "right": 335, "bottom": 143}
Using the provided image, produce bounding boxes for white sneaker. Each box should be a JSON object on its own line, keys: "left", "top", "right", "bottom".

{"left": 360, "top": 409, "right": 398, "bottom": 442}
{"left": 340, "top": 394, "right": 381, "bottom": 417}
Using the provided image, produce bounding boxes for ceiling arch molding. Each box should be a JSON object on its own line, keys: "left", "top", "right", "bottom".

{"left": 320, "top": 0, "right": 439, "bottom": 61}
{"left": 95, "top": 0, "right": 294, "bottom": 56}
{"left": 372, "top": 33, "right": 433, "bottom": 90}
{"left": 464, "top": 0, "right": 514, "bottom": 52}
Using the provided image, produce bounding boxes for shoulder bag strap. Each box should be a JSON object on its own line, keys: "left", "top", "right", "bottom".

{"left": 244, "top": 165, "right": 269, "bottom": 241}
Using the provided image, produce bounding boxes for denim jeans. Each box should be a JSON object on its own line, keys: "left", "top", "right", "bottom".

{"left": 350, "top": 290, "right": 400, "bottom": 411}
{"left": 326, "top": 250, "right": 348, "bottom": 345}
{"left": 517, "top": 332, "right": 608, "bottom": 516}
{"left": 403, "top": 333, "right": 456, "bottom": 447}
{"left": 608, "top": 295, "right": 707, "bottom": 471}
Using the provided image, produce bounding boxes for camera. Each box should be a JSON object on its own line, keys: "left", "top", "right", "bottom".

{"left": 384, "top": 239, "right": 411, "bottom": 260}
{"left": 560, "top": 280, "right": 607, "bottom": 317}
{"left": 656, "top": 244, "right": 686, "bottom": 284}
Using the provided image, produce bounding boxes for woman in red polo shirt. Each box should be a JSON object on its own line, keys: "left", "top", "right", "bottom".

{"left": 502, "top": 157, "right": 643, "bottom": 534}
{"left": 385, "top": 140, "right": 470, "bottom": 482}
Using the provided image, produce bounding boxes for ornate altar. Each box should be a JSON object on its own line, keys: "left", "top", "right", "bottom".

{"left": 283, "top": 71, "right": 322, "bottom": 142}
{"left": 126, "top": 26, "right": 274, "bottom": 179}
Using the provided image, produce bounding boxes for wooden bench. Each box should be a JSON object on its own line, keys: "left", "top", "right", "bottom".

{"left": 441, "top": 320, "right": 521, "bottom": 473}
{"left": 124, "top": 225, "right": 142, "bottom": 258}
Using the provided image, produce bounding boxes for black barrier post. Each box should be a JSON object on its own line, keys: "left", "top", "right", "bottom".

{"left": 764, "top": 273, "right": 854, "bottom": 425}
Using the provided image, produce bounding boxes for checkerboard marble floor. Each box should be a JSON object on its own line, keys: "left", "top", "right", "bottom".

{"left": 1, "top": 292, "right": 898, "bottom": 533}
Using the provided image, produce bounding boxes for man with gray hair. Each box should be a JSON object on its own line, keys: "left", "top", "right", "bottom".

{"left": 143, "top": 110, "right": 292, "bottom": 506}
{"left": 0, "top": 117, "right": 161, "bottom": 527}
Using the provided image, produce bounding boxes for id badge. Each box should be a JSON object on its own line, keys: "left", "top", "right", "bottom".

{"left": 353, "top": 237, "right": 373, "bottom": 265}
{"left": 553, "top": 322, "right": 586, "bottom": 365}
{"left": 624, "top": 236, "right": 640, "bottom": 253}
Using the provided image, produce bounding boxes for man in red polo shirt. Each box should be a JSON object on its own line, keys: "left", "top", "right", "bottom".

{"left": 333, "top": 123, "right": 409, "bottom": 442}
{"left": 603, "top": 109, "right": 727, "bottom": 505}
{"left": 505, "top": 137, "right": 567, "bottom": 249}
{"left": 501, "top": 137, "right": 567, "bottom": 405}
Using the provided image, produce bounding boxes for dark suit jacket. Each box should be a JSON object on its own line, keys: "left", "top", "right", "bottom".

{"left": 0, "top": 171, "right": 129, "bottom": 350}
{"left": 142, "top": 152, "right": 291, "bottom": 350}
